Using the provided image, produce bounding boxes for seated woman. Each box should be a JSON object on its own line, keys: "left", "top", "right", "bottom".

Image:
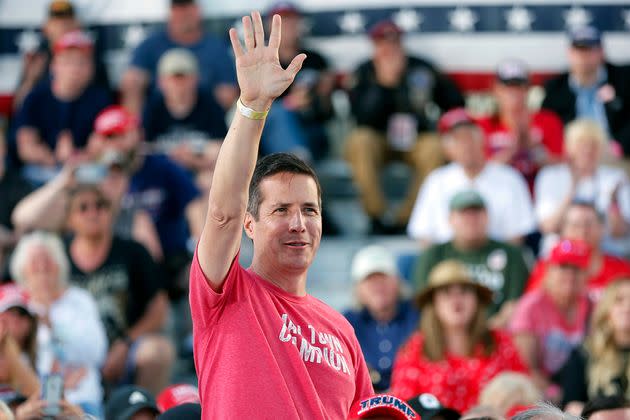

{"left": 535, "top": 119, "right": 630, "bottom": 257}
{"left": 391, "top": 259, "right": 527, "bottom": 412}
{"left": 557, "top": 277, "right": 630, "bottom": 411}
{"left": 0, "top": 284, "right": 39, "bottom": 401}
{"left": 10, "top": 231, "right": 107, "bottom": 417}
{"left": 510, "top": 239, "right": 592, "bottom": 394}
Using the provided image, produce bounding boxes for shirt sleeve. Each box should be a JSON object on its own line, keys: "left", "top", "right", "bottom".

{"left": 524, "top": 261, "right": 547, "bottom": 293}
{"left": 13, "top": 88, "right": 40, "bottom": 130}
{"left": 164, "top": 158, "right": 201, "bottom": 213}
{"left": 504, "top": 247, "right": 530, "bottom": 301}
{"left": 534, "top": 168, "right": 561, "bottom": 222}
{"left": 504, "top": 170, "right": 536, "bottom": 238}
{"left": 509, "top": 292, "right": 538, "bottom": 335}
{"left": 413, "top": 246, "right": 439, "bottom": 291}
{"left": 558, "top": 347, "right": 589, "bottom": 405}
{"left": 539, "top": 111, "right": 565, "bottom": 158}
{"left": 407, "top": 172, "right": 440, "bottom": 240}
{"left": 126, "top": 240, "right": 162, "bottom": 327}
{"left": 129, "top": 36, "right": 156, "bottom": 75}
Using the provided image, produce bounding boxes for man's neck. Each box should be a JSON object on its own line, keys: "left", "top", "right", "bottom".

{"left": 166, "top": 96, "right": 196, "bottom": 119}
{"left": 250, "top": 260, "right": 308, "bottom": 297}
{"left": 453, "top": 236, "right": 487, "bottom": 252}
{"left": 572, "top": 68, "right": 601, "bottom": 88}
{"left": 370, "top": 305, "right": 398, "bottom": 323}
{"left": 462, "top": 161, "right": 485, "bottom": 179}
{"left": 72, "top": 233, "right": 111, "bottom": 255}
{"left": 52, "top": 80, "right": 83, "bottom": 101}
{"left": 167, "top": 24, "right": 202, "bottom": 46}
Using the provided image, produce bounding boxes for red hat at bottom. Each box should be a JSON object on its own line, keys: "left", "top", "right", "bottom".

{"left": 156, "top": 384, "right": 200, "bottom": 412}
{"left": 349, "top": 395, "right": 419, "bottom": 419}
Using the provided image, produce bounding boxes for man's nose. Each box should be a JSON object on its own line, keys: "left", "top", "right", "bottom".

{"left": 289, "top": 210, "right": 306, "bottom": 232}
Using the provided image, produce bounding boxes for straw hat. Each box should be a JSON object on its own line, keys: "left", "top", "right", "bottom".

{"left": 415, "top": 260, "right": 493, "bottom": 308}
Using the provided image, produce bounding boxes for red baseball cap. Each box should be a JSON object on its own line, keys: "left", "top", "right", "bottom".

{"left": 437, "top": 108, "right": 476, "bottom": 135}
{"left": 349, "top": 395, "right": 419, "bottom": 419}
{"left": 156, "top": 384, "right": 200, "bottom": 412}
{"left": 0, "top": 283, "right": 31, "bottom": 314}
{"left": 548, "top": 239, "right": 591, "bottom": 269}
{"left": 53, "top": 30, "right": 93, "bottom": 55}
{"left": 369, "top": 20, "right": 403, "bottom": 41}
{"left": 94, "top": 106, "right": 139, "bottom": 136}
{"left": 267, "top": 1, "right": 301, "bottom": 17}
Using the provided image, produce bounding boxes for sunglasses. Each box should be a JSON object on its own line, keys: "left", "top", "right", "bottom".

{"left": 74, "top": 199, "right": 110, "bottom": 213}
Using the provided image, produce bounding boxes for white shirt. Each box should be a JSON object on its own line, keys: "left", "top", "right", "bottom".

{"left": 35, "top": 287, "right": 107, "bottom": 406}
{"left": 407, "top": 162, "right": 536, "bottom": 243}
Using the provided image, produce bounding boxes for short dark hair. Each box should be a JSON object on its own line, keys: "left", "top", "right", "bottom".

{"left": 561, "top": 199, "right": 605, "bottom": 232}
{"left": 247, "top": 153, "right": 322, "bottom": 220}
{"left": 582, "top": 395, "right": 630, "bottom": 419}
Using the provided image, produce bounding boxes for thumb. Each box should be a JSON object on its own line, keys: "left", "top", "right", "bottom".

{"left": 285, "top": 53, "right": 307, "bottom": 81}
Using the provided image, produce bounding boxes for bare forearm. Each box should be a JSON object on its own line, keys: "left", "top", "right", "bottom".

{"left": 12, "top": 174, "right": 68, "bottom": 231}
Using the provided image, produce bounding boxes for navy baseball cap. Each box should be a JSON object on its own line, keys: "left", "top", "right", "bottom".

{"left": 569, "top": 25, "right": 601, "bottom": 48}
{"left": 105, "top": 386, "right": 160, "bottom": 420}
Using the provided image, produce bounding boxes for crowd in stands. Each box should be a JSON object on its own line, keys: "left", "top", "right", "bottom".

{"left": 1, "top": 0, "right": 630, "bottom": 418}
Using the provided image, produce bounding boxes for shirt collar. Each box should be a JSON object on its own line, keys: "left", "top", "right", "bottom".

{"left": 569, "top": 65, "right": 607, "bottom": 91}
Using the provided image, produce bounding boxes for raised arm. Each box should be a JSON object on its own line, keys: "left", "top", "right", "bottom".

{"left": 197, "top": 12, "right": 305, "bottom": 289}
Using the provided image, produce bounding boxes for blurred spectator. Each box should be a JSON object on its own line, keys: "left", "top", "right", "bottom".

{"left": 406, "top": 393, "right": 461, "bottom": 420}
{"left": 12, "top": 0, "right": 111, "bottom": 111}
{"left": 413, "top": 190, "right": 530, "bottom": 318}
{"left": 477, "top": 59, "right": 564, "bottom": 189}
{"left": 348, "top": 394, "right": 419, "bottom": 419}
{"left": 345, "top": 20, "right": 464, "bottom": 233}
{"left": 259, "top": 2, "right": 335, "bottom": 160}
{"left": 510, "top": 239, "right": 591, "bottom": 392}
{"left": 0, "top": 136, "right": 33, "bottom": 276}
{"left": 158, "top": 403, "right": 201, "bottom": 420}
{"left": 542, "top": 26, "right": 630, "bottom": 156}
{"left": 525, "top": 201, "right": 630, "bottom": 301}
{"left": 105, "top": 386, "right": 159, "bottom": 420}
{"left": 557, "top": 278, "right": 630, "bottom": 407}
{"left": 10, "top": 232, "right": 106, "bottom": 417}
{"left": 343, "top": 245, "right": 419, "bottom": 391}
{"left": 511, "top": 402, "right": 580, "bottom": 420}
{"left": 478, "top": 372, "right": 542, "bottom": 417}
{"left": 156, "top": 384, "right": 199, "bottom": 413}
{"left": 14, "top": 397, "right": 85, "bottom": 419}
{"left": 11, "top": 159, "right": 163, "bottom": 262}
{"left": 0, "top": 285, "right": 39, "bottom": 401}
{"left": 460, "top": 404, "right": 505, "bottom": 420}
{"left": 407, "top": 109, "right": 535, "bottom": 246}
{"left": 534, "top": 119, "right": 630, "bottom": 257}
{"left": 143, "top": 48, "right": 226, "bottom": 173}
{"left": 120, "top": 0, "right": 237, "bottom": 114}
{"left": 65, "top": 185, "right": 174, "bottom": 395}
{"left": 13, "top": 30, "right": 112, "bottom": 184}
{"left": 391, "top": 260, "right": 527, "bottom": 412}
{"left": 87, "top": 106, "right": 204, "bottom": 296}
{"left": 581, "top": 396, "right": 630, "bottom": 420}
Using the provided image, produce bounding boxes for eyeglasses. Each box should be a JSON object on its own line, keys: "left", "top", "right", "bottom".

{"left": 74, "top": 199, "right": 110, "bottom": 213}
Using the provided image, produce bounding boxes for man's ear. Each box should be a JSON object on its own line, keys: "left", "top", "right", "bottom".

{"left": 244, "top": 212, "right": 254, "bottom": 240}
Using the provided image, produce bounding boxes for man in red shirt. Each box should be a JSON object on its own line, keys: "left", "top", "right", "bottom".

{"left": 189, "top": 12, "right": 374, "bottom": 418}
{"left": 525, "top": 200, "right": 630, "bottom": 300}
{"left": 476, "top": 59, "right": 564, "bottom": 189}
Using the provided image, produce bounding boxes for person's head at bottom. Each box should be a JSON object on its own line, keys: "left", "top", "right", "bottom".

{"left": 582, "top": 395, "right": 630, "bottom": 420}
{"left": 348, "top": 394, "right": 418, "bottom": 419}
{"left": 244, "top": 153, "right": 322, "bottom": 291}
{"left": 105, "top": 386, "right": 160, "bottom": 420}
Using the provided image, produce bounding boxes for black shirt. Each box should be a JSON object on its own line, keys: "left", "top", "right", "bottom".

{"left": 0, "top": 170, "right": 33, "bottom": 230}
{"left": 66, "top": 236, "right": 162, "bottom": 344}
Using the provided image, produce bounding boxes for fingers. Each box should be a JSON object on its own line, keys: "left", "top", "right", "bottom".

{"left": 242, "top": 15, "right": 255, "bottom": 51}
{"left": 252, "top": 11, "right": 265, "bottom": 48}
{"left": 268, "top": 14, "right": 282, "bottom": 50}
{"left": 229, "top": 28, "right": 244, "bottom": 58}
{"left": 285, "top": 53, "right": 307, "bottom": 80}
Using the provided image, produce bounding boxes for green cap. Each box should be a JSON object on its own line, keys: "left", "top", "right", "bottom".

{"left": 449, "top": 189, "right": 486, "bottom": 211}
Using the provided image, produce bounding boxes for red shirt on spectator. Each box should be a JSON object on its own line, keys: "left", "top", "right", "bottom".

{"left": 390, "top": 330, "right": 527, "bottom": 413}
{"left": 476, "top": 110, "right": 564, "bottom": 189}
{"left": 525, "top": 255, "right": 630, "bottom": 300}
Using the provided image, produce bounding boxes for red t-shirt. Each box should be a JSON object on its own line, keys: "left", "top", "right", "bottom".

{"left": 189, "top": 251, "right": 374, "bottom": 419}
{"left": 477, "top": 110, "right": 564, "bottom": 189}
{"left": 525, "top": 255, "right": 630, "bottom": 300}
{"left": 390, "top": 330, "right": 527, "bottom": 413}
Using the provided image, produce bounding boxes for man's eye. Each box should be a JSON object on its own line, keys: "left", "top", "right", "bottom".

{"left": 304, "top": 207, "right": 318, "bottom": 214}
{"left": 275, "top": 207, "right": 287, "bottom": 213}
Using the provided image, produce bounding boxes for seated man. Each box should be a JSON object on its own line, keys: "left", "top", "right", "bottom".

{"left": 344, "top": 245, "right": 419, "bottom": 392}
{"left": 542, "top": 26, "right": 630, "bottom": 156}
{"left": 120, "top": 0, "right": 237, "bottom": 114}
{"left": 407, "top": 108, "right": 535, "bottom": 246}
{"left": 13, "top": 30, "right": 112, "bottom": 184}
{"left": 413, "top": 190, "right": 530, "bottom": 319}
{"left": 64, "top": 185, "right": 174, "bottom": 395}
{"left": 525, "top": 200, "right": 630, "bottom": 301}
{"left": 345, "top": 20, "right": 464, "bottom": 233}
{"left": 477, "top": 59, "right": 564, "bottom": 190}
{"left": 143, "top": 48, "right": 226, "bottom": 173}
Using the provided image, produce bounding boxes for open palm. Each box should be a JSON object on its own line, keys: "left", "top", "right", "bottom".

{"left": 229, "top": 12, "right": 306, "bottom": 110}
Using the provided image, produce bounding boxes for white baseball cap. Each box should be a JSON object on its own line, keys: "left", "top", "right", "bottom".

{"left": 351, "top": 245, "right": 399, "bottom": 283}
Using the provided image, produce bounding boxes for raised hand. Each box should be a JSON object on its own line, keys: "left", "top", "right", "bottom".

{"left": 229, "top": 11, "right": 306, "bottom": 111}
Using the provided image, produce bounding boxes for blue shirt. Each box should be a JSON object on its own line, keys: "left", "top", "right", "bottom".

{"left": 344, "top": 300, "right": 419, "bottom": 391}
{"left": 14, "top": 80, "right": 112, "bottom": 152}
{"left": 570, "top": 66, "right": 610, "bottom": 136}
{"left": 123, "top": 154, "right": 200, "bottom": 256}
{"left": 130, "top": 30, "right": 236, "bottom": 95}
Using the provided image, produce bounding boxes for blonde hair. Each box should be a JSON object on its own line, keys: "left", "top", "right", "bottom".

{"left": 564, "top": 119, "right": 607, "bottom": 155}
{"left": 479, "top": 372, "right": 542, "bottom": 415}
{"left": 585, "top": 278, "right": 630, "bottom": 399}
{"left": 9, "top": 231, "right": 69, "bottom": 287}
{"left": 420, "top": 298, "right": 494, "bottom": 361}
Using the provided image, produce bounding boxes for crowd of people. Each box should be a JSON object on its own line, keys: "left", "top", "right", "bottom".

{"left": 1, "top": 0, "right": 630, "bottom": 419}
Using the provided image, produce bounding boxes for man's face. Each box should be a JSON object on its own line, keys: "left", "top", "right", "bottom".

{"left": 158, "top": 73, "right": 198, "bottom": 103}
{"left": 67, "top": 190, "right": 112, "bottom": 237}
{"left": 245, "top": 173, "right": 322, "bottom": 274}
{"left": 356, "top": 273, "right": 399, "bottom": 316}
{"left": 170, "top": 3, "right": 201, "bottom": 34}
{"left": 546, "top": 264, "right": 586, "bottom": 307}
{"left": 494, "top": 82, "right": 528, "bottom": 113}
{"left": 90, "top": 128, "right": 142, "bottom": 168}
{"left": 450, "top": 207, "right": 488, "bottom": 244}
{"left": 51, "top": 49, "right": 94, "bottom": 90}
{"left": 568, "top": 45, "right": 604, "bottom": 78}
{"left": 561, "top": 205, "right": 603, "bottom": 248}
{"left": 443, "top": 125, "right": 485, "bottom": 168}
{"left": 373, "top": 35, "right": 403, "bottom": 59}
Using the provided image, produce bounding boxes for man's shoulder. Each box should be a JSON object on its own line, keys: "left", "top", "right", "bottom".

{"left": 543, "top": 72, "right": 571, "bottom": 92}
{"left": 136, "top": 29, "right": 170, "bottom": 49}
{"left": 484, "top": 162, "right": 527, "bottom": 186}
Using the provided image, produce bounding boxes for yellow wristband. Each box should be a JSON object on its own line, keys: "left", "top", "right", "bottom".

{"left": 237, "top": 98, "right": 269, "bottom": 120}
